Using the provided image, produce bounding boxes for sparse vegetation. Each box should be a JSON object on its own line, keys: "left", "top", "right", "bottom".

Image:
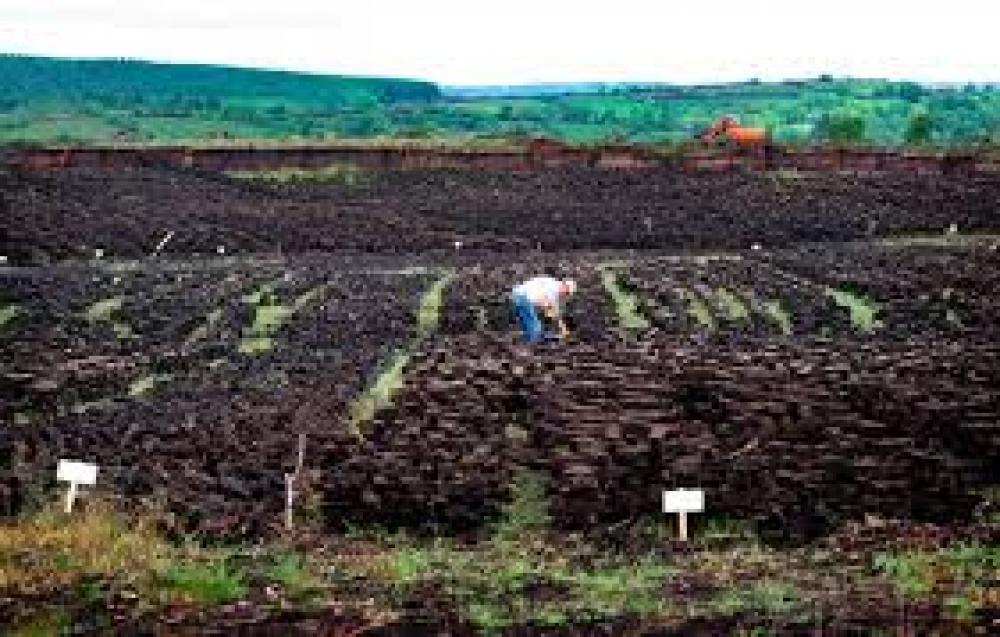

{"left": 158, "top": 559, "right": 247, "bottom": 605}
{"left": 0, "top": 501, "right": 167, "bottom": 591}
{"left": 711, "top": 580, "right": 801, "bottom": 616}
{"left": 874, "top": 544, "right": 1000, "bottom": 617}
{"left": 227, "top": 164, "right": 367, "bottom": 185}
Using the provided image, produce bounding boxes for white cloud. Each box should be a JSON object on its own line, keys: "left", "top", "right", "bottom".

{"left": 1, "top": 0, "right": 997, "bottom": 84}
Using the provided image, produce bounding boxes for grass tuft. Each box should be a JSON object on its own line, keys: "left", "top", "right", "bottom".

{"left": 711, "top": 579, "right": 800, "bottom": 616}
{"left": 158, "top": 560, "right": 247, "bottom": 605}
{"left": 679, "top": 288, "right": 716, "bottom": 331}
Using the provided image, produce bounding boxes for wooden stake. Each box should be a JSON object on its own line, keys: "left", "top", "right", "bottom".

{"left": 678, "top": 511, "right": 689, "bottom": 541}
{"left": 296, "top": 433, "right": 306, "bottom": 474}
{"left": 65, "top": 482, "right": 78, "bottom": 514}
{"left": 285, "top": 473, "right": 295, "bottom": 531}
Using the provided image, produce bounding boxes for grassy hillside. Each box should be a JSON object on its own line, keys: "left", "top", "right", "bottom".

{"left": 0, "top": 55, "right": 439, "bottom": 143}
{"left": 1, "top": 55, "right": 998, "bottom": 145}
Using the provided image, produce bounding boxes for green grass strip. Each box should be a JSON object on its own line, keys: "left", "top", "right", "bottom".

{"left": 226, "top": 164, "right": 366, "bottom": 185}
{"left": 827, "top": 286, "right": 881, "bottom": 332}
{"left": 600, "top": 270, "right": 649, "bottom": 330}
{"left": 762, "top": 299, "right": 793, "bottom": 335}
{"left": 238, "top": 284, "right": 327, "bottom": 355}
{"left": 83, "top": 296, "right": 133, "bottom": 339}
{"left": 0, "top": 304, "right": 21, "bottom": 328}
{"left": 715, "top": 288, "right": 750, "bottom": 322}
{"left": 128, "top": 373, "right": 174, "bottom": 398}
{"left": 417, "top": 272, "right": 455, "bottom": 337}
{"left": 679, "top": 288, "right": 716, "bottom": 331}
{"left": 349, "top": 272, "right": 454, "bottom": 435}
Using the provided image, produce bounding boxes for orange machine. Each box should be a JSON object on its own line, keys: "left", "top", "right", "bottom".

{"left": 700, "top": 116, "right": 768, "bottom": 146}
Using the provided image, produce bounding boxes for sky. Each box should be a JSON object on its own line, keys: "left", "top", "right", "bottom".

{"left": 1, "top": 0, "right": 998, "bottom": 85}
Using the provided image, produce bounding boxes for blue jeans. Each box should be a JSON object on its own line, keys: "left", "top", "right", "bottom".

{"left": 511, "top": 290, "right": 544, "bottom": 343}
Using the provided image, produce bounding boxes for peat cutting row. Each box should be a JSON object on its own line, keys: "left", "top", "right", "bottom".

{"left": 3, "top": 165, "right": 1000, "bottom": 265}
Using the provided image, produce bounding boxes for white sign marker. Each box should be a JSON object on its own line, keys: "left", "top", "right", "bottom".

{"left": 663, "top": 488, "right": 705, "bottom": 541}
{"left": 57, "top": 460, "right": 98, "bottom": 513}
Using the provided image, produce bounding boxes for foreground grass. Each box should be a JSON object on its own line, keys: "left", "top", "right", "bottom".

{"left": 158, "top": 560, "right": 247, "bottom": 605}
{"left": 0, "top": 501, "right": 167, "bottom": 592}
{"left": 351, "top": 472, "right": 675, "bottom": 630}
{"left": 874, "top": 544, "right": 1000, "bottom": 618}
{"left": 3, "top": 493, "right": 998, "bottom": 633}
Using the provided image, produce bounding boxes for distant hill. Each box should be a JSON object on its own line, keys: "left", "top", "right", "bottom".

{"left": 0, "top": 55, "right": 440, "bottom": 109}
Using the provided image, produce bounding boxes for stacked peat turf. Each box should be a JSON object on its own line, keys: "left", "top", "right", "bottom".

{"left": 324, "top": 332, "right": 999, "bottom": 540}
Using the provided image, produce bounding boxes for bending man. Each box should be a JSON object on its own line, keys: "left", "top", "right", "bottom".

{"left": 510, "top": 276, "right": 577, "bottom": 343}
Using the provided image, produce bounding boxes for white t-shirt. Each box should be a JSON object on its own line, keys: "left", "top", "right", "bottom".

{"left": 513, "top": 276, "right": 563, "bottom": 316}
